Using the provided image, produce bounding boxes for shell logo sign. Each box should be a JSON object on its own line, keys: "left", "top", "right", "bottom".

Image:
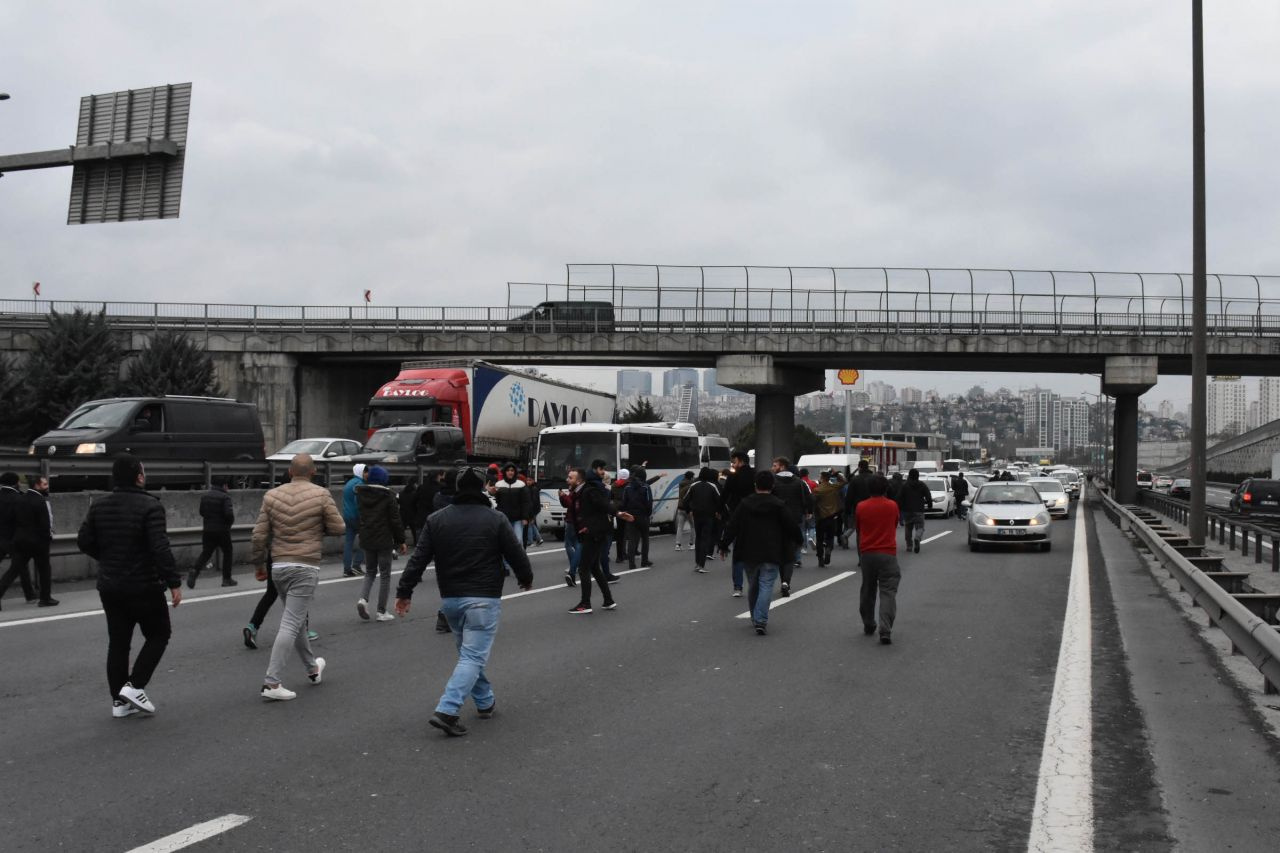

{"left": 837, "top": 369, "right": 861, "bottom": 386}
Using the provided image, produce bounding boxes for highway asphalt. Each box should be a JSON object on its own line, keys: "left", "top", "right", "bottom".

{"left": 0, "top": 503, "right": 1274, "bottom": 851}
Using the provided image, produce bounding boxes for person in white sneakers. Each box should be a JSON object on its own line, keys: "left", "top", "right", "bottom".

{"left": 251, "top": 453, "right": 346, "bottom": 701}
{"left": 355, "top": 466, "right": 407, "bottom": 622}
{"left": 76, "top": 454, "right": 182, "bottom": 718}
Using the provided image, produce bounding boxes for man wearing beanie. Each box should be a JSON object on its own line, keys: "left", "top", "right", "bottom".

{"left": 355, "top": 466, "right": 407, "bottom": 622}
{"left": 252, "top": 454, "right": 346, "bottom": 701}
{"left": 395, "top": 467, "right": 532, "bottom": 737}
{"left": 77, "top": 454, "right": 182, "bottom": 717}
{"left": 341, "top": 463, "right": 368, "bottom": 577}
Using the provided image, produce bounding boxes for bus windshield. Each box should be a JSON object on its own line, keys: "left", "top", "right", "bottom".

{"left": 537, "top": 433, "right": 618, "bottom": 481}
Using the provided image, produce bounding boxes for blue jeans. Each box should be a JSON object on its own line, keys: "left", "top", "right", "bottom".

{"left": 343, "top": 525, "right": 364, "bottom": 571}
{"left": 564, "top": 527, "right": 581, "bottom": 578}
{"left": 732, "top": 560, "right": 744, "bottom": 591}
{"left": 741, "top": 562, "right": 779, "bottom": 627}
{"left": 436, "top": 597, "right": 501, "bottom": 715}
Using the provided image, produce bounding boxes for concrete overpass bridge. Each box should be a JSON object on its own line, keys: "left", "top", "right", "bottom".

{"left": 3, "top": 266, "right": 1278, "bottom": 497}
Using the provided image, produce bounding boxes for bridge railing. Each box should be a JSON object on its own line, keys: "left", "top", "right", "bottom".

{"left": 3, "top": 300, "right": 1280, "bottom": 337}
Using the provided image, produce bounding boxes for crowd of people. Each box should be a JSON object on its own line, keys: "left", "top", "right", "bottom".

{"left": 9, "top": 448, "right": 963, "bottom": 735}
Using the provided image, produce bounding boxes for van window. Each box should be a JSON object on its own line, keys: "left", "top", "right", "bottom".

{"left": 60, "top": 401, "right": 138, "bottom": 430}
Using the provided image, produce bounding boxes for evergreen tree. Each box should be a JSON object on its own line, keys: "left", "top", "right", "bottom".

{"left": 619, "top": 398, "right": 660, "bottom": 423}
{"left": 0, "top": 355, "right": 24, "bottom": 445}
{"left": 123, "top": 331, "right": 225, "bottom": 398}
{"left": 14, "top": 309, "right": 125, "bottom": 441}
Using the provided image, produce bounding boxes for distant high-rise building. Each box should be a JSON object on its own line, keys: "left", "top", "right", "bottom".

{"left": 1208, "top": 377, "right": 1247, "bottom": 437}
{"left": 1157, "top": 400, "right": 1174, "bottom": 420}
{"left": 900, "top": 387, "right": 923, "bottom": 404}
{"left": 1247, "top": 400, "right": 1261, "bottom": 431}
{"left": 616, "top": 369, "right": 652, "bottom": 397}
{"left": 1054, "top": 398, "right": 1091, "bottom": 450}
{"left": 662, "top": 368, "right": 699, "bottom": 397}
{"left": 867, "top": 381, "right": 896, "bottom": 404}
{"left": 1260, "top": 377, "right": 1280, "bottom": 425}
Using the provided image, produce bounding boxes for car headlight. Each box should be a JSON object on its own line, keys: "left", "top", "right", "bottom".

{"left": 75, "top": 443, "right": 107, "bottom": 454}
{"left": 383, "top": 455, "right": 400, "bottom": 463}
{"left": 971, "top": 511, "right": 991, "bottom": 525}
{"left": 1029, "top": 512, "right": 1050, "bottom": 525}
{"left": 27, "top": 445, "right": 35, "bottom": 455}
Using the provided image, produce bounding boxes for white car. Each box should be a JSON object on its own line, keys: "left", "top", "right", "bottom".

{"left": 267, "top": 437, "right": 364, "bottom": 486}
{"left": 1052, "top": 469, "right": 1082, "bottom": 499}
{"left": 966, "top": 482, "right": 1053, "bottom": 552}
{"left": 919, "top": 476, "right": 955, "bottom": 518}
{"left": 1027, "top": 477, "right": 1071, "bottom": 518}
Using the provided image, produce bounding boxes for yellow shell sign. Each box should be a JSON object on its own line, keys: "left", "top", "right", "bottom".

{"left": 837, "top": 369, "right": 860, "bottom": 385}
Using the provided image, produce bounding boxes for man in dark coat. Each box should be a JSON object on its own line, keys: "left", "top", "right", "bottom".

{"left": 718, "top": 470, "right": 802, "bottom": 635}
{"left": 619, "top": 466, "right": 653, "bottom": 570}
{"left": 723, "top": 451, "right": 756, "bottom": 514}
{"left": 896, "top": 468, "right": 934, "bottom": 553}
{"left": 188, "top": 479, "right": 236, "bottom": 589}
{"left": 0, "top": 471, "right": 35, "bottom": 607}
{"left": 570, "top": 466, "right": 633, "bottom": 613}
{"left": 681, "top": 467, "right": 724, "bottom": 575}
{"left": 769, "top": 457, "right": 813, "bottom": 595}
{"left": 77, "top": 454, "right": 181, "bottom": 718}
{"left": 11, "top": 475, "right": 58, "bottom": 607}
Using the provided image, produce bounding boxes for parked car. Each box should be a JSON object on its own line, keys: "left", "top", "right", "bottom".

{"left": 1027, "top": 477, "right": 1071, "bottom": 519}
{"left": 30, "top": 395, "right": 264, "bottom": 489}
{"left": 965, "top": 482, "right": 1053, "bottom": 552}
{"left": 1228, "top": 479, "right": 1280, "bottom": 515}
{"left": 506, "top": 301, "right": 615, "bottom": 333}
{"left": 1169, "top": 478, "right": 1192, "bottom": 498}
{"left": 918, "top": 475, "right": 954, "bottom": 518}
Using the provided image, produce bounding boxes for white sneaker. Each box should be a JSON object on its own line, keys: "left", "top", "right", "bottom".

{"left": 307, "top": 657, "right": 326, "bottom": 685}
{"left": 674, "top": 544, "right": 682, "bottom": 551}
{"left": 375, "top": 611, "right": 395, "bottom": 622}
{"left": 112, "top": 701, "right": 139, "bottom": 718}
{"left": 356, "top": 599, "right": 370, "bottom": 620}
{"left": 732, "top": 589, "right": 742, "bottom": 598}
{"left": 261, "top": 683, "right": 297, "bottom": 701}
{"left": 118, "top": 683, "right": 155, "bottom": 713}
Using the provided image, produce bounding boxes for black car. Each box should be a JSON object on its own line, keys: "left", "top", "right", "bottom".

{"left": 1228, "top": 479, "right": 1280, "bottom": 515}
{"left": 349, "top": 425, "right": 465, "bottom": 478}
{"left": 507, "top": 301, "right": 615, "bottom": 333}
{"left": 1168, "top": 478, "right": 1192, "bottom": 499}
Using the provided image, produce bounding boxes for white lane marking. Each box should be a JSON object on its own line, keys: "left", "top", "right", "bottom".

{"left": 920, "top": 530, "right": 952, "bottom": 544}
{"left": 502, "top": 566, "right": 651, "bottom": 600}
{"left": 1027, "top": 496, "right": 1092, "bottom": 853}
{"left": 735, "top": 571, "right": 857, "bottom": 618}
{"left": 126, "top": 814, "right": 252, "bottom": 853}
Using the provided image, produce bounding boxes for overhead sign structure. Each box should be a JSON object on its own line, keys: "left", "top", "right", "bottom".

{"left": 837, "top": 369, "right": 861, "bottom": 386}
{"left": 0, "top": 83, "right": 191, "bottom": 224}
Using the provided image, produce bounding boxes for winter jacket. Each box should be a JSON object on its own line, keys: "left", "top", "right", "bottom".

{"left": 681, "top": 479, "right": 723, "bottom": 517}
{"left": 676, "top": 477, "right": 695, "bottom": 508}
{"left": 199, "top": 488, "right": 235, "bottom": 534}
{"left": 341, "top": 476, "right": 362, "bottom": 523}
{"left": 718, "top": 492, "right": 803, "bottom": 567}
{"left": 356, "top": 483, "right": 406, "bottom": 551}
{"left": 0, "top": 486, "right": 23, "bottom": 546}
{"left": 619, "top": 478, "right": 653, "bottom": 520}
{"left": 577, "top": 472, "right": 616, "bottom": 538}
{"left": 845, "top": 472, "right": 872, "bottom": 511}
{"left": 812, "top": 480, "right": 844, "bottom": 520}
{"left": 722, "top": 466, "right": 755, "bottom": 512}
{"left": 771, "top": 471, "right": 813, "bottom": 525}
{"left": 951, "top": 475, "right": 969, "bottom": 501}
{"left": 896, "top": 480, "right": 934, "bottom": 515}
{"left": 251, "top": 478, "right": 346, "bottom": 566}
{"left": 77, "top": 486, "right": 179, "bottom": 593}
{"left": 559, "top": 485, "right": 582, "bottom": 529}
{"left": 410, "top": 479, "right": 439, "bottom": 533}
{"left": 397, "top": 491, "right": 533, "bottom": 600}
{"left": 493, "top": 478, "right": 533, "bottom": 522}
{"left": 18, "top": 489, "right": 54, "bottom": 544}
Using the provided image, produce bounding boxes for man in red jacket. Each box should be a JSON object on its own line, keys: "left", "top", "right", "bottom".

{"left": 854, "top": 474, "right": 902, "bottom": 645}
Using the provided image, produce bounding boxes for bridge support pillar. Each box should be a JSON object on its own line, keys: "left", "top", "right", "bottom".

{"left": 715, "top": 355, "right": 824, "bottom": 466}
{"left": 1103, "top": 356, "right": 1158, "bottom": 504}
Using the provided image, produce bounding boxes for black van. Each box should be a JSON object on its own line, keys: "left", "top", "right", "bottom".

{"left": 30, "top": 396, "right": 265, "bottom": 487}
{"left": 507, "top": 301, "right": 615, "bottom": 333}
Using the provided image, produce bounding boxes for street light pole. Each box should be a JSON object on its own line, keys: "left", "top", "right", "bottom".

{"left": 1189, "top": 0, "right": 1208, "bottom": 545}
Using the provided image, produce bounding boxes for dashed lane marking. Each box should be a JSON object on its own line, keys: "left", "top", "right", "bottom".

{"left": 920, "top": 530, "right": 952, "bottom": 545}
{"left": 125, "top": 814, "right": 252, "bottom": 853}
{"left": 734, "top": 571, "right": 857, "bottom": 619}
{"left": 1027, "top": 495, "right": 1092, "bottom": 852}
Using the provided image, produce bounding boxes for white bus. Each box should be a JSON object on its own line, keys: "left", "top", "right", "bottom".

{"left": 533, "top": 422, "right": 701, "bottom": 536}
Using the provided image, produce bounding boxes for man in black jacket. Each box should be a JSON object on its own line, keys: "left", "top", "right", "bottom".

{"left": 0, "top": 471, "right": 36, "bottom": 607}
{"left": 681, "top": 467, "right": 723, "bottom": 575}
{"left": 719, "top": 470, "right": 802, "bottom": 635}
{"left": 896, "top": 468, "right": 934, "bottom": 553}
{"left": 569, "top": 466, "right": 633, "bottom": 613}
{"left": 395, "top": 467, "right": 533, "bottom": 737}
{"left": 723, "top": 451, "right": 755, "bottom": 515}
{"left": 839, "top": 460, "right": 873, "bottom": 551}
{"left": 770, "top": 457, "right": 813, "bottom": 595}
{"left": 10, "top": 475, "right": 58, "bottom": 607}
{"left": 620, "top": 466, "right": 653, "bottom": 570}
{"left": 188, "top": 480, "right": 236, "bottom": 589}
{"left": 77, "top": 454, "right": 181, "bottom": 718}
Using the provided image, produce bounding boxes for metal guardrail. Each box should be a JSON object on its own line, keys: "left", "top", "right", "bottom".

{"left": 1140, "top": 488, "right": 1280, "bottom": 572}
{"left": 49, "top": 524, "right": 253, "bottom": 558}
{"left": 1098, "top": 488, "right": 1280, "bottom": 695}
{"left": 0, "top": 456, "right": 452, "bottom": 490}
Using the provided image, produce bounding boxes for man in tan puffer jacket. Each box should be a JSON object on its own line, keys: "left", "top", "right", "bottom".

{"left": 251, "top": 454, "right": 346, "bottom": 701}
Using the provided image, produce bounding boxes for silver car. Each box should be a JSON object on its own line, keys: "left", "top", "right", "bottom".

{"left": 1027, "top": 477, "right": 1071, "bottom": 519}
{"left": 965, "top": 482, "right": 1052, "bottom": 552}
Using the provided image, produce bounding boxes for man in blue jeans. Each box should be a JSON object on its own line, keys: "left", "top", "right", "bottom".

{"left": 395, "top": 467, "right": 533, "bottom": 737}
{"left": 718, "top": 470, "right": 803, "bottom": 635}
{"left": 341, "top": 464, "right": 367, "bottom": 577}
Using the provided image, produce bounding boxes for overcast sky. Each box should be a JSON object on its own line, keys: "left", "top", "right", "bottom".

{"left": 3, "top": 1, "right": 1278, "bottom": 408}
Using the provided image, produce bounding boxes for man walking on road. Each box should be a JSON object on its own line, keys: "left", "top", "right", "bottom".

{"left": 188, "top": 479, "right": 235, "bottom": 588}
{"left": 356, "top": 465, "right": 408, "bottom": 622}
{"left": 395, "top": 467, "right": 533, "bottom": 736}
{"left": 896, "top": 469, "right": 933, "bottom": 553}
{"left": 341, "top": 463, "right": 367, "bottom": 577}
{"left": 856, "top": 475, "right": 903, "bottom": 645}
{"left": 812, "top": 470, "right": 845, "bottom": 567}
{"left": 770, "top": 457, "right": 813, "bottom": 596}
{"left": 571, "top": 465, "right": 632, "bottom": 614}
{"left": 719, "top": 470, "right": 802, "bottom": 635}
{"left": 252, "top": 453, "right": 346, "bottom": 701}
{"left": 77, "top": 454, "right": 182, "bottom": 717}
{"left": 0, "top": 471, "right": 36, "bottom": 607}
{"left": 681, "top": 467, "right": 723, "bottom": 576}
{"left": 13, "top": 475, "right": 58, "bottom": 607}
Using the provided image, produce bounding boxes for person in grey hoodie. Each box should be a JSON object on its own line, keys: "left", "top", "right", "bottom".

{"left": 356, "top": 466, "right": 407, "bottom": 621}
